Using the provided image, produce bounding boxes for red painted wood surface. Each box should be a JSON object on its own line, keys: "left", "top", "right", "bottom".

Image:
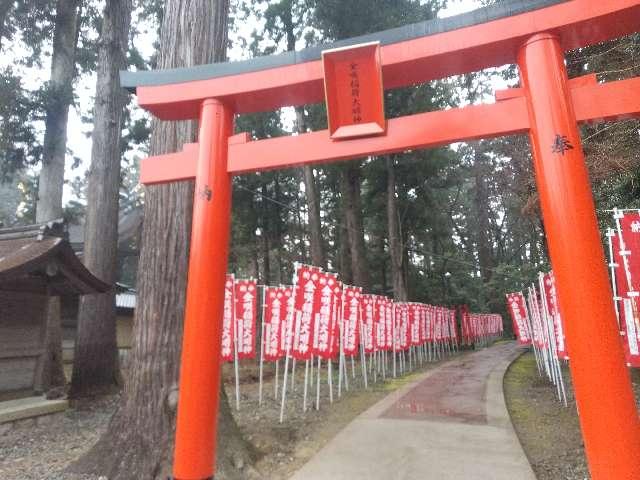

{"left": 139, "top": 75, "right": 640, "bottom": 184}
{"left": 519, "top": 34, "right": 640, "bottom": 479}
{"left": 172, "top": 100, "right": 234, "bottom": 480}
{"left": 322, "top": 42, "right": 386, "bottom": 139}
{"left": 135, "top": 0, "right": 640, "bottom": 120}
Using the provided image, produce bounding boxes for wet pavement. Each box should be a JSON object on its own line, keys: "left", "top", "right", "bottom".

{"left": 289, "top": 341, "right": 536, "bottom": 480}
{"left": 380, "top": 353, "right": 492, "bottom": 424}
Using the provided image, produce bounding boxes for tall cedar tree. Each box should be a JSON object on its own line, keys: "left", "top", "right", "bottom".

{"left": 70, "top": 0, "right": 256, "bottom": 478}
{"left": 69, "top": 0, "right": 132, "bottom": 398}
{"left": 37, "top": 0, "right": 81, "bottom": 394}
{"left": 36, "top": 0, "right": 80, "bottom": 223}
{"left": 386, "top": 155, "right": 409, "bottom": 300}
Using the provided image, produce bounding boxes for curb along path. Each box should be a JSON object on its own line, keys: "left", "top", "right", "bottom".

{"left": 289, "top": 341, "right": 535, "bottom": 480}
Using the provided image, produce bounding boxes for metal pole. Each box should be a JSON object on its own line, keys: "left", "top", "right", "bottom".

{"left": 279, "top": 280, "right": 296, "bottom": 423}
{"left": 518, "top": 33, "right": 640, "bottom": 479}
{"left": 338, "top": 294, "right": 344, "bottom": 397}
{"left": 309, "top": 354, "right": 314, "bottom": 391}
{"left": 258, "top": 286, "right": 267, "bottom": 406}
{"left": 359, "top": 306, "right": 368, "bottom": 389}
{"left": 351, "top": 355, "right": 355, "bottom": 379}
{"left": 539, "top": 274, "right": 562, "bottom": 401}
{"left": 173, "top": 99, "right": 233, "bottom": 480}
{"left": 233, "top": 308, "right": 240, "bottom": 410}
{"left": 605, "top": 228, "right": 621, "bottom": 325}
{"left": 315, "top": 356, "right": 321, "bottom": 410}
{"left": 303, "top": 359, "right": 309, "bottom": 412}
{"left": 279, "top": 353, "right": 290, "bottom": 423}
{"left": 522, "top": 290, "right": 543, "bottom": 376}
{"left": 328, "top": 358, "right": 333, "bottom": 403}
{"left": 275, "top": 359, "right": 279, "bottom": 400}
{"left": 392, "top": 306, "right": 397, "bottom": 378}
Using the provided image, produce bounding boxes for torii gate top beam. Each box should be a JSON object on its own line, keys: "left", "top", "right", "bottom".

{"left": 120, "top": 0, "right": 640, "bottom": 120}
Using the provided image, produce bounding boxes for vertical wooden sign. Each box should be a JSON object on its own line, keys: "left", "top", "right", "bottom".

{"left": 322, "top": 42, "right": 386, "bottom": 140}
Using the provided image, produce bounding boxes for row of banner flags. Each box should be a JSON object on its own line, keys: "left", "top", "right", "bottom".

{"left": 507, "top": 273, "right": 568, "bottom": 358}
{"left": 222, "top": 263, "right": 504, "bottom": 420}
{"left": 607, "top": 209, "right": 640, "bottom": 368}
{"left": 506, "top": 271, "right": 568, "bottom": 405}
{"left": 505, "top": 209, "right": 640, "bottom": 404}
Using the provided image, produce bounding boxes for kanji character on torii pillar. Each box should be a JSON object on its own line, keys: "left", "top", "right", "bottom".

{"left": 121, "top": 1, "right": 640, "bottom": 479}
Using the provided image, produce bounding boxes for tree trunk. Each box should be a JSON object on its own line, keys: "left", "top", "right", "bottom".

{"left": 377, "top": 233, "right": 387, "bottom": 295}
{"left": 386, "top": 156, "right": 408, "bottom": 301}
{"left": 70, "top": 1, "right": 256, "bottom": 478}
{"left": 296, "top": 108, "right": 325, "bottom": 268}
{"left": 34, "top": 0, "right": 81, "bottom": 395}
{"left": 303, "top": 163, "right": 325, "bottom": 267}
{"left": 338, "top": 215, "right": 352, "bottom": 284}
{"left": 473, "top": 146, "right": 493, "bottom": 283}
{"left": 249, "top": 239, "right": 259, "bottom": 279}
{"left": 272, "top": 175, "right": 284, "bottom": 284}
{"left": 69, "top": 0, "right": 131, "bottom": 398}
{"left": 294, "top": 170, "right": 308, "bottom": 263}
{"left": 36, "top": 0, "right": 80, "bottom": 223}
{"left": 38, "top": 295, "right": 66, "bottom": 393}
{"left": 339, "top": 162, "right": 369, "bottom": 290}
{"left": 261, "top": 183, "right": 271, "bottom": 283}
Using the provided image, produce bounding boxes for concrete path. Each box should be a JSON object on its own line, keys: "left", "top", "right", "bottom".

{"left": 289, "top": 341, "right": 535, "bottom": 480}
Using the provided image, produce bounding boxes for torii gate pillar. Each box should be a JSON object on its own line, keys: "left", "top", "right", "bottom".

{"left": 173, "top": 99, "right": 234, "bottom": 480}
{"left": 518, "top": 33, "right": 640, "bottom": 478}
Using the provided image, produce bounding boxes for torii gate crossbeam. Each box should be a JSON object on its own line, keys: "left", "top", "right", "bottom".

{"left": 121, "top": 1, "right": 640, "bottom": 479}
{"left": 139, "top": 74, "right": 640, "bottom": 182}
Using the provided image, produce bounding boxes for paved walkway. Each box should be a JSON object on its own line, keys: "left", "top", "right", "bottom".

{"left": 289, "top": 341, "right": 535, "bottom": 480}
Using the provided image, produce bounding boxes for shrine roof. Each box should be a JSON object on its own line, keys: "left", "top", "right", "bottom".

{"left": 0, "top": 220, "right": 110, "bottom": 296}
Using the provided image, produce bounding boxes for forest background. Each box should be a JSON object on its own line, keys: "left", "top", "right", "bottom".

{"left": 1, "top": 0, "right": 638, "bottom": 343}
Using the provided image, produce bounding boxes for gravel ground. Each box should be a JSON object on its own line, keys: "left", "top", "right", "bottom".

{"left": 503, "top": 351, "right": 640, "bottom": 480}
{"left": 0, "top": 395, "right": 117, "bottom": 480}
{"left": 0, "top": 349, "right": 459, "bottom": 479}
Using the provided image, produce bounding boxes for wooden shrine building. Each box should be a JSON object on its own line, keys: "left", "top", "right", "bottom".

{"left": 0, "top": 220, "right": 109, "bottom": 397}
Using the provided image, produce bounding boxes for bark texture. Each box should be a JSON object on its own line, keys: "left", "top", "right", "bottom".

{"left": 70, "top": 0, "right": 131, "bottom": 398}
{"left": 38, "top": 295, "right": 66, "bottom": 392}
{"left": 302, "top": 162, "right": 325, "bottom": 268}
{"left": 386, "top": 156, "right": 408, "bottom": 301}
{"left": 294, "top": 108, "right": 325, "bottom": 269}
{"left": 473, "top": 147, "right": 494, "bottom": 283}
{"left": 35, "top": 0, "right": 81, "bottom": 394}
{"left": 272, "top": 175, "right": 284, "bottom": 284}
{"left": 338, "top": 215, "right": 353, "bottom": 284}
{"left": 260, "top": 183, "right": 271, "bottom": 283}
{"left": 70, "top": 1, "right": 255, "bottom": 478}
{"left": 339, "top": 163, "right": 369, "bottom": 290}
{"left": 36, "top": 0, "right": 80, "bottom": 223}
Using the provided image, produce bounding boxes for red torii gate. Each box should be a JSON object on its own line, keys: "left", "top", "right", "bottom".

{"left": 121, "top": 1, "right": 640, "bottom": 479}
